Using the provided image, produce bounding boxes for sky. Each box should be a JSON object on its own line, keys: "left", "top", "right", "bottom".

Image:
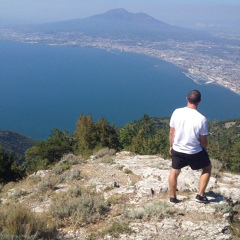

{"left": 1, "top": 0, "right": 240, "bottom": 33}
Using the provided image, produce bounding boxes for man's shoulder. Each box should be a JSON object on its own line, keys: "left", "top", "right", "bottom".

{"left": 195, "top": 110, "right": 207, "bottom": 120}
{"left": 173, "top": 107, "right": 186, "bottom": 113}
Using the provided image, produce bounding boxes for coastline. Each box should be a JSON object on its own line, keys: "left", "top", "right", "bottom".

{"left": 0, "top": 32, "right": 239, "bottom": 95}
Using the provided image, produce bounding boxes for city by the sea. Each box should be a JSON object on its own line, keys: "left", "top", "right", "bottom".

{"left": 1, "top": 40, "right": 240, "bottom": 139}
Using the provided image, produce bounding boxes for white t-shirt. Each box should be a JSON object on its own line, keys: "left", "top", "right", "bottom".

{"left": 170, "top": 107, "right": 208, "bottom": 154}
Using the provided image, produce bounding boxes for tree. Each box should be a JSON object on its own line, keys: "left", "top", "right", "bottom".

{"left": 95, "top": 117, "right": 119, "bottom": 150}
{"left": 153, "top": 127, "right": 169, "bottom": 158}
{"left": 75, "top": 115, "right": 120, "bottom": 156}
{"left": 0, "top": 145, "right": 25, "bottom": 183}
{"left": 75, "top": 114, "right": 97, "bottom": 156}
{"left": 25, "top": 129, "right": 73, "bottom": 174}
{"left": 119, "top": 123, "right": 134, "bottom": 149}
{"left": 119, "top": 114, "right": 170, "bottom": 156}
{"left": 208, "top": 119, "right": 240, "bottom": 173}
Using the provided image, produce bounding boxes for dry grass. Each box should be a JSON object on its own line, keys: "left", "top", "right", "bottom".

{"left": 0, "top": 203, "right": 57, "bottom": 239}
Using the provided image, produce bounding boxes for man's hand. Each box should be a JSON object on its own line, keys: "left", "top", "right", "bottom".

{"left": 200, "top": 135, "right": 208, "bottom": 150}
{"left": 169, "top": 147, "right": 172, "bottom": 155}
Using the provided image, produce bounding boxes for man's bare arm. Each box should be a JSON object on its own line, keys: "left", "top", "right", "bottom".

{"left": 199, "top": 135, "right": 208, "bottom": 150}
{"left": 169, "top": 127, "right": 175, "bottom": 154}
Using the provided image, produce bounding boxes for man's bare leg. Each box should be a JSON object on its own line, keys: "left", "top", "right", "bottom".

{"left": 169, "top": 168, "right": 181, "bottom": 198}
{"left": 198, "top": 164, "right": 212, "bottom": 196}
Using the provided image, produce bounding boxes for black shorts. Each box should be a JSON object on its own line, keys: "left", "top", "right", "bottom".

{"left": 171, "top": 148, "right": 211, "bottom": 170}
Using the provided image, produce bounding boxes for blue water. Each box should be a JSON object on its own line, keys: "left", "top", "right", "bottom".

{"left": 1, "top": 40, "right": 240, "bottom": 139}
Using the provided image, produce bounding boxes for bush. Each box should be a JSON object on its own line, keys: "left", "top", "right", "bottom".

{"left": 87, "top": 219, "right": 132, "bottom": 239}
{"left": 99, "top": 158, "right": 116, "bottom": 165}
{"left": 68, "top": 169, "right": 81, "bottom": 180}
{"left": 94, "top": 148, "right": 116, "bottom": 158}
{"left": 38, "top": 176, "right": 58, "bottom": 192}
{"left": 124, "top": 169, "right": 132, "bottom": 174}
{"left": 100, "top": 219, "right": 132, "bottom": 238}
{"left": 0, "top": 204, "right": 57, "bottom": 239}
{"left": 213, "top": 203, "right": 233, "bottom": 214}
{"left": 124, "top": 201, "right": 173, "bottom": 220}
{"left": 50, "top": 188, "right": 110, "bottom": 226}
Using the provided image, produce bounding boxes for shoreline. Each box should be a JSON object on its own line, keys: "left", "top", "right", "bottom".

{"left": 110, "top": 46, "right": 240, "bottom": 96}
{"left": 0, "top": 38, "right": 239, "bottom": 96}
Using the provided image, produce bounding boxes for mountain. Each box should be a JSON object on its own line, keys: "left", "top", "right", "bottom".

{"left": 0, "top": 130, "right": 38, "bottom": 160}
{"left": 26, "top": 8, "right": 211, "bottom": 41}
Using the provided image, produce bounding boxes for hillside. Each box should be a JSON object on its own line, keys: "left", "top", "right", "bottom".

{"left": 1, "top": 117, "right": 240, "bottom": 169}
{"left": 0, "top": 130, "right": 38, "bottom": 160}
{"left": 0, "top": 150, "right": 239, "bottom": 239}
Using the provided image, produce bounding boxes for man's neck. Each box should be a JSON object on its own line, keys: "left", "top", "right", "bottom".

{"left": 186, "top": 103, "right": 198, "bottom": 110}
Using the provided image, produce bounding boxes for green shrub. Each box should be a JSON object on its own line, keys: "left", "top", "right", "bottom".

{"left": 124, "top": 169, "right": 132, "bottom": 174}
{"left": 99, "top": 219, "right": 132, "bottom": 238}
{"left": 38, "top": 176, "right": 58, "bottom": 192}
{"left": 143, "top": 201, "right": 172, "bottom": 219}
{"left": 124, "top": 207, "right": 144, "bottom": 219}
{"left": 60, "top": 161, "right": 73, "bottom": 171}
{"left": 68, "top": 186, "right": 82, "bottom": 198}
{"left": 213, "top": 203, "right": 233, "bottom": 214}
{"left": 124, "top": 201, "right": 172, "bottom": 220}
{"left": 104, "top": 186, "right": 114, "bottom": 191}
{"left": 99, "top": 158, "right": 116, "bottom": 165}
{"left": 68, "top": 169, "right": 81, "bottom": 180}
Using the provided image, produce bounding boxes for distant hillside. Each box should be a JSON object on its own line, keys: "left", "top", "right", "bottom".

{"left": 24, "top": 8, "right": 211, "bottom": 41}
{"left": 0, "top": 130, "right": 38, "bottom": 160}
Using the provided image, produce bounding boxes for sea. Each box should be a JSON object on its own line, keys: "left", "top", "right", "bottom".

{"left": 1, "top": 40, "right": 240, "bottom": 139}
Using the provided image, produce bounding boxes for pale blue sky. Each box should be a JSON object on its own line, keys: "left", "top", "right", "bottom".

{"left": 0, "top": 0, "right": 239, "bottom": 32}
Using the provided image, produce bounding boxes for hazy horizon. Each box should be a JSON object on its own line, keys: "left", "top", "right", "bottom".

{"left": 1, "top": 0, "right": 240, "bottom": 33}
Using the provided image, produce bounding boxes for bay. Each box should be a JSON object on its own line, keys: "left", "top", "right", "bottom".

{"left": 0, "top": 40, "right": 240, "bottom": 139}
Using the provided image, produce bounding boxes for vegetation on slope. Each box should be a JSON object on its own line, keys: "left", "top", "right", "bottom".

{"left": 1, "top": 114, "right": 240, "bottom": 184}
{"left": 208, "top": 119, "right": 240, "bottom": 172}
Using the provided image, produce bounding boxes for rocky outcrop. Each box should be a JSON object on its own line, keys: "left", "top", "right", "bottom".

{"left": 2, "top": 151, "right": 240, "bottom": 239}
{"left": 106, "top": 151, "right": 239, "bottom": 240}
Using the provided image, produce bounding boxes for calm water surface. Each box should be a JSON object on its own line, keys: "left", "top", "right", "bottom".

{"left": 0, "top": 40, "right": 240, "bottom": 139}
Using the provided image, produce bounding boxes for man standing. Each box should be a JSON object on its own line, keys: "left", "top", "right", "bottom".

{"left": 169, "top": 90, "right": 211, "bottom": 203}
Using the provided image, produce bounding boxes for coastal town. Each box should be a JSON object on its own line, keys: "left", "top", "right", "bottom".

{"left": 1, "top": 27, "right": 240, "bottom": 95}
